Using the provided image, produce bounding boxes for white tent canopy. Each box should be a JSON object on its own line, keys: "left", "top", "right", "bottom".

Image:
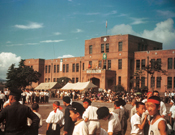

{"left": 61, "top": 81, "right": 97, "bottom": 91}
{"left": 35, "top": 82, "right": 59, "bottom": 90}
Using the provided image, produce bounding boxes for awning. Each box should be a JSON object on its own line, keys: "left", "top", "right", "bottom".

{"left": 35, "top": 82, "right": 59, "bottom": 90}
{"left": 61, "top": 82, "right": 77, "bottom": 90}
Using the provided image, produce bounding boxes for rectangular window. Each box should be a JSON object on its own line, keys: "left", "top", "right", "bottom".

{"left": 106, "top": 43, "right": 109, "bottom": 53}
{"left": 108, "top": 60, "right": 111, "bottom": 69}
{"left": 48, "top": 65, "right": 51, "bottom": 73}
{"left": 157, "top": 77, "right": 161, "bottom": 88}
{"left": 98, "top": 61, "right": 102, "bottom": 68}
{"left": 57, "top": 78, "right": 59, "bottom": 82}
{"left": 103, "top": 60, "right": 106, "bottom": 69}
{"left": 130, "top": 59, "right": 133, "bottom": 70}
{"left": 76, "top": 63, "right": 79, "bottom": 72}
{"left": 48, "top": 78, "right": 50, "bottom": 82}
{"left": 118, "top": 42, "right": 122, "bottom": 51}
{"left": 151, "top": 77, "right": 155, "bottom": 88}
{"left": 174, "top": 77, "right": 175, "bottom": 89}
{"left": 63, "top": 64, "right": 65, "bottom": 72}
{"left": 72, "top": 78, "right": 75, "bottom": 83}
{"left": 101, "top": 44, "right": 104, "bottom": 53}
{"left": 54, "top": 65, "right": 56, "bottom": 73}
{"left": 76, "top": 77, "right": 78, "bottom": 82}
{"left": 145, "top": 45, "right": 147, "bottom": 51}
{"left": 136, "top": 60, "right": 140, "bottom": 70}
{"left": 72, "top": 63, "right": 75, "bottom": 72}
{"left": 45, "top": 66, "right": 47, "bottom": 73}
{"left": 89, "top": 45, "right": 92, "bottom": 54}
{"left": 168, "top": 58, "right": 172, "bottom": 69}
{"left": 57, "top": 65, "right": 59, "bottom": 73}
{"left": 167, "top": 77, "right": 172, "bottom": 89}
{"left": 141, "top": 77, "right": 145, "bottom": 88}
{"left": 45, "top": 78, "right": 47, "bottom": 82}
{"left": 53, "top": 78, "right": 56, "bottom": 82}
{"left": 89, "top": 61, "right": 92, "bottom": 68}
{"left": 174, "top": 58, "right": 175, "bottom": 69}
{"left": 141, "top": 59, "right": 145, "bottom": 69}
{"left": 138, "top": 43, "right": 140, "bottom": 51}
{"left": 118, "top": 76, "right": 121, "bottom": 85}
{"left": 136, "top": 77, "right": 139, "bottom": 88}
{"left": 118, "top": 59, "right": 122, "bottom": 69}
{"left": 66, "top": 64, "right": 69, "bottom": 72}
{"left": 157, "top": 59, "right": 161, "bottom": 70}
{"left": 151, "top": 59, "right": 155, "bottom": 69}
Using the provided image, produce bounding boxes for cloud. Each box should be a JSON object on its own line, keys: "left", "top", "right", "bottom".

{"left": 73, "top": 29, "right": 83, "bottom": 33}
{"left": 6, "top": 41, "right": 11, "bottom": 43}
{"left": 14, "top": 22, "right": 43, "bottom": 29}
{"left": 157, "top": 10, "right": 175, "bottom": 18}
{"left": 0, "top": 52, "right": 21, "bottom": 80}
{"left": 104, "top": 10, "right": 117, "bottom": 16}
{"left": 57, "top": 54, "right": 74, "bottom": 58}
{"left": 86, "top": 12, "right": 100, "bottom": 15}
{"left": 40, "top": 40, "right": 64, "bottom": 43}
{"left": 130, "top": 17, "right": 147, "bottom": 25}
{"left": 108, "top": 18, "right": 175, "bottom": 49}
{"left": 54, "top": 32, "right": 62, "bottom": 35}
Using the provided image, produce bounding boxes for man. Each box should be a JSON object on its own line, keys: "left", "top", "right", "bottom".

{"left": 97, "top": 106, "right": 121, "bottom": 135}
{"left": 63, "top": 96, "right": 74, "bottom": 135}
{"left": 153, "top": 91, "right": 167, "bottom": 118}
{"left": 113, "top": 100, "right": 124, "bottom": 123}
{"left": 83, "top": 98, "right": 100, "bottom": 135}
{"left": 0, "top": 88, "right": 39, "bottom": 135}
{"left": 147, "top": 96, "right": 167, "bottom": 135}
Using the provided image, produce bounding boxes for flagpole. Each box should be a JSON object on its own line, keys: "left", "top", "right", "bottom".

{"left": 106, "top": 20, "right": 107, "bottom": 35}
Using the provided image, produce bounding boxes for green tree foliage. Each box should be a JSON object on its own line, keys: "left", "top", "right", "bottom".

{"left": 112, "top": 84, "right": 125, "bottom": 93}
{"left": 6, "top": 60, "right": 41, "bottom": 90}
{"left": 56, "top": 77, "right": 72, "bottom": 88}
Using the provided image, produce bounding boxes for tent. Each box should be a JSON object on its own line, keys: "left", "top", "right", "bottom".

{"left": 35, "top": 82, "right": 60, "bottom": 90}
{"left": 61, "top": 81, "right": 97, "bottom": 91}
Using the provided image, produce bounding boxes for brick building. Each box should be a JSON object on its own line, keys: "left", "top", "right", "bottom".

{"left": 24, "top": 34, "right": 175, "bottom": 92}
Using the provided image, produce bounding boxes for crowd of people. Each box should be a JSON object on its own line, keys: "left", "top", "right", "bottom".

{"left": 0, "top": 88, "right": 175, "bottom": 135}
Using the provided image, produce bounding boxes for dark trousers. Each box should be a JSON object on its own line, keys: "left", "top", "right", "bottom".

{"left": 46, "top": 124, "right": 60, "bottom": 135}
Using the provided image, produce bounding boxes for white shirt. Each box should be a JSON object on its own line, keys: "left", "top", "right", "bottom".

{"left": 131, "top": 113, "right": 143, "bottom": 135}
{"left": 160, "top": 101, "right": 167, "bottom": 116}
{"left": 170, "top": 105, "right": 175, "bottom": 118}
{"left": 83, "top": 106, "right": 98, "bottom": 120}
{"left": 108, "top": 112, "right": 121, "bottom": 134}
{"left": 72, "top": 120, "right": 88, "bottom": 135}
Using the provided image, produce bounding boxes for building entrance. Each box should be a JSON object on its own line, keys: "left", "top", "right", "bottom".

{"left": 91, "top": 77, "right": 100, "bottom": 88}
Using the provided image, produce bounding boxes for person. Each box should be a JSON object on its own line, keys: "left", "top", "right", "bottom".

{"left": 168, "top": 99, "right": 175, "bottom": 128}
{"left": 46, "top": 101, "right": 64, "bottom": 135}
{"left": 0, "top": 88, "right": 39, "bottom": 135}
{"left": 130, "top": 102, "right": 147, "bottom": 135}
{"left": 62, "top": 96, "right": 74, "bottom": 135}
{"left": 0, "top": 91, "right": 5, "bottom": 110}
{"left": 130, "top": 98, "right": 137, "bottom": 118}
{"left": 113, "top": 100, "right": 124, "bottom": 123}
{"left": 97, "top": 106, "right": 121, "bottom": 135}
{"left": 21, "top": 90, "right": 26, "bottom": 104}
{"left": 28, "top": 103, "right": 42, "bottom": 128}
{"left": 147, "top": 96, "right": 167, "bottom": 135}
{"left": 69, "top": 102, "right": 88, "bottom": 135}
{"left": 152, "top": 91, "right": 167, "bottom": 118}
{"left": 35, "top": 90, "right": 40, "bottom": 103}
{"left": 82, "top": 98, "right": 100, "bottom": 135}
{"left": 40, "top": 90, "right": 44, "bottom": 103}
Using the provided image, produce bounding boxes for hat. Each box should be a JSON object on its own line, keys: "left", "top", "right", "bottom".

{"left": 9, "top": 88, "right": 22, "bottom": 98}
{"left": 63, "top": 96, "right": 71, "bottom": 103}
{"left": 97, "top": 107, "right": 110, "bottom": 119}
{"left": 70, "top": 102, "right": 85, "bottom": 116}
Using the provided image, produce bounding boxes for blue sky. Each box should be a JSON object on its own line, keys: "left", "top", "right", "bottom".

{"left": 0, "top": 0, "right": 175, "bottom": 79}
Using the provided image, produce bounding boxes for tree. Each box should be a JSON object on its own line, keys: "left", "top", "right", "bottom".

{"left": 6, "top": 60, "right": 41, "bottom": 90}
{"left": 56, "top": 77, "right": 72, "bottom": 88}
{"left": 112, "top": 84, "right": 125, "bottom": 93}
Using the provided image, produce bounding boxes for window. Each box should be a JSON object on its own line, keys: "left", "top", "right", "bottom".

{"left": 141, "top": 77, "right": 145, "bottom": 87}
{"left": 136, "top": 77, "right": 139, "bottom": 88}
{"left": 89, "top": 61, "right": 92, "bottom": 68}
{"left": 118, "top": 42, "right": 122, "bottom": 51}
{"left": 136, "top": 60, "right": 140, "bottom": 70}
{"left": 89, "top": 45, "right": 92, "bottom": 54}
{"left": 141, "top": 44, "right": 144, "bottom": 51}
{"left": 151, "top": 77, "right": 155, "bottom": 88}
{"left": 157, "top": 59, "right": 161, "bottom": 70}
{"left": 174, "top": 58, "right": 175, "bottom": 69}
{"left": 66, "top": 64, "right": 69, "bottom": 72}
{"left": 72, "top": 78, "right": 75, "bottom": 83}
{"left": 31, "top": 66, "right": 33, "bottom": 69}
{"left": 174, "top": 77, "right": 175, "bottom": 89}
{"left": 54, "top": 65, "right": 56, "bottom": 73}
{"left": 168, "top": 58, "right": 172, "bottom": 69}
{"left": 118, "top": 59, "right": 122, "bottom": 69}
{"left": 106, "top": 43, "right": 109, "bottom": 52}
{"left": 103, "top": 60, "right": 106, "bottom": 69}
{"left": 101, "top": 44, "right": 104, "bottom": 53}
{"left": 48, "top": 65, "right": 51, "bottom": 73}
{"left": 83, "top": 63, "right": 84, "bottom": 70}
{"left": 45, "top": 78, "right": 47, "bottom": 82}
{"left": 76, "top": 77, "right": 78, "bottom": 82}
{"left": 53, "top": 78, "right": 56, "bottom": 82}
{"left": 141, "top": 59, "right": 145, "bottom": 69}
{"left": 76, "top": 63, "right": 79, "bottom": 72}
{"left": 63, "top": 64, "right": 65, "bottom": 72}
{"left": 130, "top": 59, "right": 133, "bottom": 70}
{"left": 57, "top": 65, "right": 59, "bottom": 73}
{"left": 151, "top": 59, "right": 155, "bottom": 69}
{"left": 167, "top": 77, "right": 172, "bottom": 89}
{"left": 138, "top": 43, "right": 140, "bottom": 51}
{"left": 45, "top": 66, "right": 47, "bottom": 73}
{"left": 145, "top": 45, "right": 147, "bottom": 51}
{"left": 72, "top": 63, "right": 75, "bottom": 72}
{"left": 118, "top": 76, "right": 121, "bottom": 85}
{"left": 57, "top": 78, "right": 59, "bottom": 82}
{"left": 108, "top": 60, "right": 111, "bottom": 69}
{"left": 157, "top": 77, "right": 161, "bottom": 88}
{"left": 98, "top": 61, "right": 102, "bottom": 68}
{"left": 48, "top": 78, "right": 50, "bottom": 82}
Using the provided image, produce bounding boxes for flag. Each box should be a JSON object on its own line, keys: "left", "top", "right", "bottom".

{"left": 106, "top": 21, "right": 107, "bottom": 28}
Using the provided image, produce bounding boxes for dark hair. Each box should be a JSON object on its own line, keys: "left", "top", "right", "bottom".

{"left": 114, "top": 101, "right": 120, "bottom": 107}
{"left": 153, "top": 91, "right": 159, "bottom": 96}
{"left": 136, "top": 102, "right": 145, "bottom": 108}
{"left": 148, "top": 96, "right": 161, "bottom": 108}
{"left": 96, "top": 107, "right": 110, "bottom": 119}
{"left": 69, "top": 102, "right": 85, "bottom": 116}
{"left": 53, "top": 101, "right": 60, "bottom": 106}
{"left": 119, "top": 98, "right": 126, "bottom": 106}
{"left": 83, "top": 98, "right": 91, "bottom": 105}
{"left": 32, "top": 103, "right": 39, "bottom": 110}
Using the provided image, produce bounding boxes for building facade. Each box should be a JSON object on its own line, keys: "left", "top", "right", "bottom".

{"left": 24, "top": 34, "right": 175, "bottom": 92}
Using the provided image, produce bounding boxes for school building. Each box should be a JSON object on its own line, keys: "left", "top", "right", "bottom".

{"left": 24, "top": 34, "right": 175, "bottom": 92}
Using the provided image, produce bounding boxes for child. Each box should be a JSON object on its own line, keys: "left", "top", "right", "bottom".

{"left": 46, "top": 101, "right": 64, "bottom": 135}
{"left": 168, "top": 99, "right": 175, "bottom": 127}
{"left": 28, "top": 103, "right": 42, "bottom": 128}
{"left": 97, "top": 106, "right": 121, "bottom": 135}
{"left": 69, "top": 102, "right": 88, "bottom": 135}
{"left": 130, "top": 102, "right": 147, "bottom": 135}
